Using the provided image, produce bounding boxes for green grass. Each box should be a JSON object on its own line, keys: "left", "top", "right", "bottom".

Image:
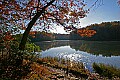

{"left": 93, "top": 63, "right": 120, "bottom": 78}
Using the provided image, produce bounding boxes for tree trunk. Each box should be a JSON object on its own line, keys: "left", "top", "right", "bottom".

{"left": 18, "top": 0, "right": 55, "bottom": 66}
{"left": 19, "top": 12, "right": 43, "bottom": 51}
{"left": 19, "top": 0, "right": 55, "bottom": 51}
{"left": 17, "top": 12, "right": 43, "bottom": 66}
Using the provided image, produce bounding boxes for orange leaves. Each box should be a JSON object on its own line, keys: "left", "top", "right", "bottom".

{"left": 15, "top": 5, "right": 20, "bottom": 10}
{"left": 63, "top": 9, "right": 68, "bottom": 14}
{"left": 27, "top": 62, "right": 51, "bottom": 79}
{"left": 27, "top": 1, "right": 34, "bottom": 7}
{"left": 0, "top": 0, "right": 98, "bottom": 36}
{"left": 70, "top": 11, "right": 77, "bottom": 17}
{"left": 22, "top": 27, "right": 26, "bottom": 30}
{"left": 44, "top": 33, "right": 52, "bottom": 37}
{"left": 4, "top": 10, "right": 10, "bottom": 14}
{"left": 29, "top": 31, "right": 37, "bottom": 38}
{"left": 3, "top": 32, "right": 14, "bottom": 41}
{"left": 46, "top": 12, "right": 51, "bottom": 17}
{"left": 77, "top": 29, "right": 96, "bottom": 37}
{"left": 32, "top": 35, "right": 36, "bottom": 38}
{"left": 3, "top": 35, "right": 14, "bottom": 41}
{"left": 59, "top": 13, "right": 64, "bottom": 18}
{"left": 29, "top": 31, "right": 36, "bottom": 35}
{"left": 77, "top": 11, "right": 87, "bottom": 18}
{"left": 70, "top": 2, "right": 74, "bottom": 7}
{"left": 23, "top": 59, "right": 30, "bottom": 66}
{"left": 22, "top": 22, "right": 26, "bottom": 30}
{"left": 12, "top": 14, "right": 21, "bottom": 19}
{"left": 60, "top": 7, "right": 69, "bottom": 14}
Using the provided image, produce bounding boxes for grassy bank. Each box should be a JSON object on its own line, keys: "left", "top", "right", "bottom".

{"left": 1, "top": 50, "right": 120, "bottom": 79}
{"left": 93, "top": 63, "right": 120, "bottom": 79}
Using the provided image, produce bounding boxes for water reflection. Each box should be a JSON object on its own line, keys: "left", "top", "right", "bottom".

{"left": 35, "top": 40, "right": 120, "bottom": 57}
{"left": 35, "top": 40, "right": 120, "bottom": 71}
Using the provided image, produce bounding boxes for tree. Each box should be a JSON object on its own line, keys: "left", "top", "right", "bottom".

{"left": 0, "top": 0, "right": 103, "bottom": 51}
{"left": 0, "top": 1, "right": 103, "bottom": 67}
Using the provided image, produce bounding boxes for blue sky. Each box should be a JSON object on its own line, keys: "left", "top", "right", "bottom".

{"left": 80, "top": 0, "right": 120, "bottom": 27}
{"left": 55, "top": 0, "right": 120, "bottom": 34}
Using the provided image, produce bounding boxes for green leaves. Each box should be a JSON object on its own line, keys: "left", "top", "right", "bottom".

{"left": 93, "top": 63, "right": 120, "bottom": 78}
{"left": 25, "top": 43, "right": 41, "bottom": 53}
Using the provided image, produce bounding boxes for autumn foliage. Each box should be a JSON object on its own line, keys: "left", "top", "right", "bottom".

{"left": 3, "top": 32, "right": 14, "bottom": 41}
{"left": 77, "top": 29, "right": 96, "bottom": 37}
{"left": 0, "top": 0, "right": 104, "bottom": 50}
{"left": 0, "top": 0, "right": 102, "bottom": 33}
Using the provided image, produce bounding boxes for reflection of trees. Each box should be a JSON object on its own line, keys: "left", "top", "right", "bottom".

{"left": 35, "top": 41, "right": 69, "bottom": 51}
{"left": 35, "top": 40, "right": 120, "bottom": 57}
{"left": 70, "top": 41, "right": 120, "bottom": 57}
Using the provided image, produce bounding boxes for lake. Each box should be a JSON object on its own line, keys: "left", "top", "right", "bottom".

{"left": 35, "top": 40, "right": 120, "bottom": 72}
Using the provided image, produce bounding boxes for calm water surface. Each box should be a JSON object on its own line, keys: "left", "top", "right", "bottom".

{"left": 35, "top": 40, "right": 120, "bottom": 72}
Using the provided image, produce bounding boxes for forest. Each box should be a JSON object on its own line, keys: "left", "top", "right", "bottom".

{"left": 70, "top": 21, "right": 120, "bottom": 41}
{"left": 29, "top": 21, "right": 120, "bottom": 41}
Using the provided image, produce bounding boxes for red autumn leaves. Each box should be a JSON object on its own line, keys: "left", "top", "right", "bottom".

{"left": 3, "top": 32, "right": 14, "bottom": 41}
{"left": 77, "top": 29, "right": 96, "bottom": 37}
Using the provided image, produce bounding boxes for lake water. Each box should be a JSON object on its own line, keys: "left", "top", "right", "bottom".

{"left": 35, "top": 40, "right": 120, "bottom": 72}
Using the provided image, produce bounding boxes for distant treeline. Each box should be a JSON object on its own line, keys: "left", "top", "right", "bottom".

{"left": 29, "top": 31, "right": 69, "bottom": 42}
{"left": 29, "top": 31, "right": 55, "bottom": 42}
{"left": 70, "top": 21, "right": 120, "bottom": 41}
{"left": 29, "top": 21, "right": 120, "bottom": 41}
